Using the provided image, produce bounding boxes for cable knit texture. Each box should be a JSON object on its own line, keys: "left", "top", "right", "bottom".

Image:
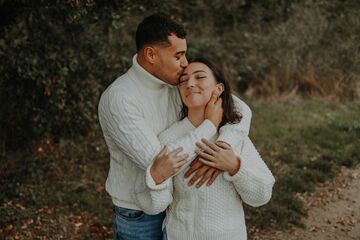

{"left": 98, "top": 55, "right": 253, "bottom": 210}
{"left": 134, "top": 118, "right": 275, "bottom": 240}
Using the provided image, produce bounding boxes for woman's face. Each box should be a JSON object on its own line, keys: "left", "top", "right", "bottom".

{"left": 179, "top": 62, "right": 223, "bottom": 109}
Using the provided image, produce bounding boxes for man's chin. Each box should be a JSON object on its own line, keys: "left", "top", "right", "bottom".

{"left": 171, "top": 79, "right": 181, "bottom": 86}
{"left": 162, "top": 77, "right": 178, "bottom": 86}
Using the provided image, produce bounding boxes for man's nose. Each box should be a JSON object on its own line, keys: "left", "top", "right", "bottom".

{"left": 181, "top": 56, "right": 188, "bottom": 68}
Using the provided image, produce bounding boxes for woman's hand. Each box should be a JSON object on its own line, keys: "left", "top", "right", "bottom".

{"left": 150, "top": 146, "right": 189, "bottom": 184}
{"left": 195, "top": 139, "right": 241, "bottom": 176}
{"left": 204, "top": 92, "right": 223, "bottom": 129}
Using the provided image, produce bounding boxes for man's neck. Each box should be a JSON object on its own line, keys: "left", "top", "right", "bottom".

{"left": 187, "top": 107, "right": 205, "bottom": 127}
{"left": 137, "top": 54, "right": 156, "bottom": 76}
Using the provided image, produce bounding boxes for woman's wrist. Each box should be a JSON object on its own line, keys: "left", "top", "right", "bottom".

{"left": 228, "top": 156, "right": 241, "bottom": 176}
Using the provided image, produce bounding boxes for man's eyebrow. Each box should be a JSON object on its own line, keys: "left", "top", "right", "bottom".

{"left": 180, "top": 72, "right": 188, "bottom": 77}
{"left": 175, "top": 50, "right": 186, "bottom": 55}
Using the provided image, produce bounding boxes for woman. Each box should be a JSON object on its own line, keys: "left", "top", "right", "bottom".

{"left": 134, "top": 58, "right": 275, "bottom": 240}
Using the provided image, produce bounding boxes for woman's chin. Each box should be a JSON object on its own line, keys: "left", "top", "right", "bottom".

{"left": 185, "top": 102, "right": 207, "bottom": 110}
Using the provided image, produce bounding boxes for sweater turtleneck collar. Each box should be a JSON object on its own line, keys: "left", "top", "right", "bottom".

{"left": 130, "top": 54, "right": 177, "bottom": 90}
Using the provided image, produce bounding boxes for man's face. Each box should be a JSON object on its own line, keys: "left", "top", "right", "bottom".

{"left": 153, "top": 34, "right": 188, "bottom": 85}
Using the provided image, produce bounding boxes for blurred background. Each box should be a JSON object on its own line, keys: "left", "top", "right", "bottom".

{"left": 1, "top": 0, "right": 359, "bottom": 239}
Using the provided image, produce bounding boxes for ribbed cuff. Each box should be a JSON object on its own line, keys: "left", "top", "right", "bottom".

{"left": 146, "top": 165, "right": 171, "bottom": 190}
{"left": 223, "top": 160, "right": 248, "bottom": 182}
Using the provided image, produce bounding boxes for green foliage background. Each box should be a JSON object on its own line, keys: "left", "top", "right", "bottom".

{"left": 1, "top": 0, "right": 359, "bottom": 149}
{"left": 1, "top": 1, "right": 360, "bottom": 237}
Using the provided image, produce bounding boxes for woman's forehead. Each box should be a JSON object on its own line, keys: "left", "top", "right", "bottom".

{"left": 184, "top": 62, "right": 211, "bottom": 74}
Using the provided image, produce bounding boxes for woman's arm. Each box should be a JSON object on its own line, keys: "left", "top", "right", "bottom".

{"left": 184, "top": 96, "right": 252, "bottom": 188}
{"left": 223, "top": 138, "right": 275, "bottom": 207}
{"left": 196, "top": 138, "right": 275, "bottom": 207}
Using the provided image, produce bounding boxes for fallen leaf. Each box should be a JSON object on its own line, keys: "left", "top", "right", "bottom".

{"left": 16, "top": 203, "right": 26, "bottom": 211}
{"left": 75, "top": 222, "right": 83, "bottom": 227}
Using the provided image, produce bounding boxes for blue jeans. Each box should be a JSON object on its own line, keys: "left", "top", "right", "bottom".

{"left": 162, "top": 228, "right": 167, "bottom": 240}
{"left": 113, "top": 206, "right": 166, "bottom": 240}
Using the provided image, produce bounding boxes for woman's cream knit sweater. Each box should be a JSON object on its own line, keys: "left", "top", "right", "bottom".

{"left": 134, "top": 118, "right": 275, "bottom": 240}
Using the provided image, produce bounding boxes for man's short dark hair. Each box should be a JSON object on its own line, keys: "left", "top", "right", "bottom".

{"left": 136, "top": 13, "right": 187, "bottom": 51}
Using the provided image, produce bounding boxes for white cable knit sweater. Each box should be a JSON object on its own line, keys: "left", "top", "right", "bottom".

{"left": 98, "top": 55, "right": 253, "bottom": 210}
{"left": 134, "top": 118, "right": 275, "bottom": 240}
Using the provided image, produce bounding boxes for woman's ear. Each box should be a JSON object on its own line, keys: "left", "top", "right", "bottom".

{"left": 216, "top": 83, "right": 224, "bottom": 95}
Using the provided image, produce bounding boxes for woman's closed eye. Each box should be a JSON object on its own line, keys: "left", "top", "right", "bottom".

{"left": 195, "top": 74, "right": 206, "bottom": 80}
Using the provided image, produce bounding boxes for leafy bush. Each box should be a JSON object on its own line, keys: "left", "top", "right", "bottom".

{"left": 1, "top": 0, "right": 359, "bottom": 150}
{"left": 0, "top": 0, "right": 130, "bottom": 149}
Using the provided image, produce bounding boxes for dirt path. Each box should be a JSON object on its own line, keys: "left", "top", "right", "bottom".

{"left": 250, "top": 166, "right": 360, "bottom": 240}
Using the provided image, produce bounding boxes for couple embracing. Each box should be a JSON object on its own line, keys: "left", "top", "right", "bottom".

{"left": 98, "top": 13, "right": 275, "bottom": 240}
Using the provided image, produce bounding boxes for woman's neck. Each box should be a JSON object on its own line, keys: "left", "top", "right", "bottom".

{"left": 187, "top": 107, "right": 205, "bottom": 127}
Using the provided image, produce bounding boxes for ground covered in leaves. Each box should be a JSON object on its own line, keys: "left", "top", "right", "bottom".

{"left": 0, "top": 136, "right": 113, "bottom": 239}
{"left": 1, "top": 99, "right": 359, "bottom": 239}
{"left": 250, "top": 165, "right": 360, "bottom": 240}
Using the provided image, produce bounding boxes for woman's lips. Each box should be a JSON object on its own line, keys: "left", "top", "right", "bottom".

{"left": 186, "top": 91, "right": 201, "bottom": 97}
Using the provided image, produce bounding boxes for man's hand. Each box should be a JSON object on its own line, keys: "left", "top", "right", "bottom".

{"left": 204, "top": 91, "right": 223, "bottom": 128}
{"left": 151, "top": 146, "right": 188, "bottom": 184}
{"left": 184, "top": 157, "right": 221, "bottom": 188}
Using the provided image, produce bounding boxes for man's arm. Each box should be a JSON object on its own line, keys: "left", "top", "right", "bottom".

{"left": 134, "top": 165, "right": 174, "bottom": 215}
{"left": 217, "top": 95, "right": 252, "bottom": 147}
{"left": 101, "top": 92, "right": 220, "bottom": 170}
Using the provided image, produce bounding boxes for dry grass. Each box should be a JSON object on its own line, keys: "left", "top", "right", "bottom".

{"left": 244, "top": 67, "right": 358, "bottom": 100}
{"left": 2, "top": 99, "right": 359, "bottom": 239}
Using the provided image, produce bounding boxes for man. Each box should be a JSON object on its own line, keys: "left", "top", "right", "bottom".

{"left": 98, "top": 13, "right": 251, "bottom": 240}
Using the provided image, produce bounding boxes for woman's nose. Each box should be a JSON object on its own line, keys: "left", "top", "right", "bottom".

{"left": 186, "top": 78, "right": 196, "bottom": 88}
